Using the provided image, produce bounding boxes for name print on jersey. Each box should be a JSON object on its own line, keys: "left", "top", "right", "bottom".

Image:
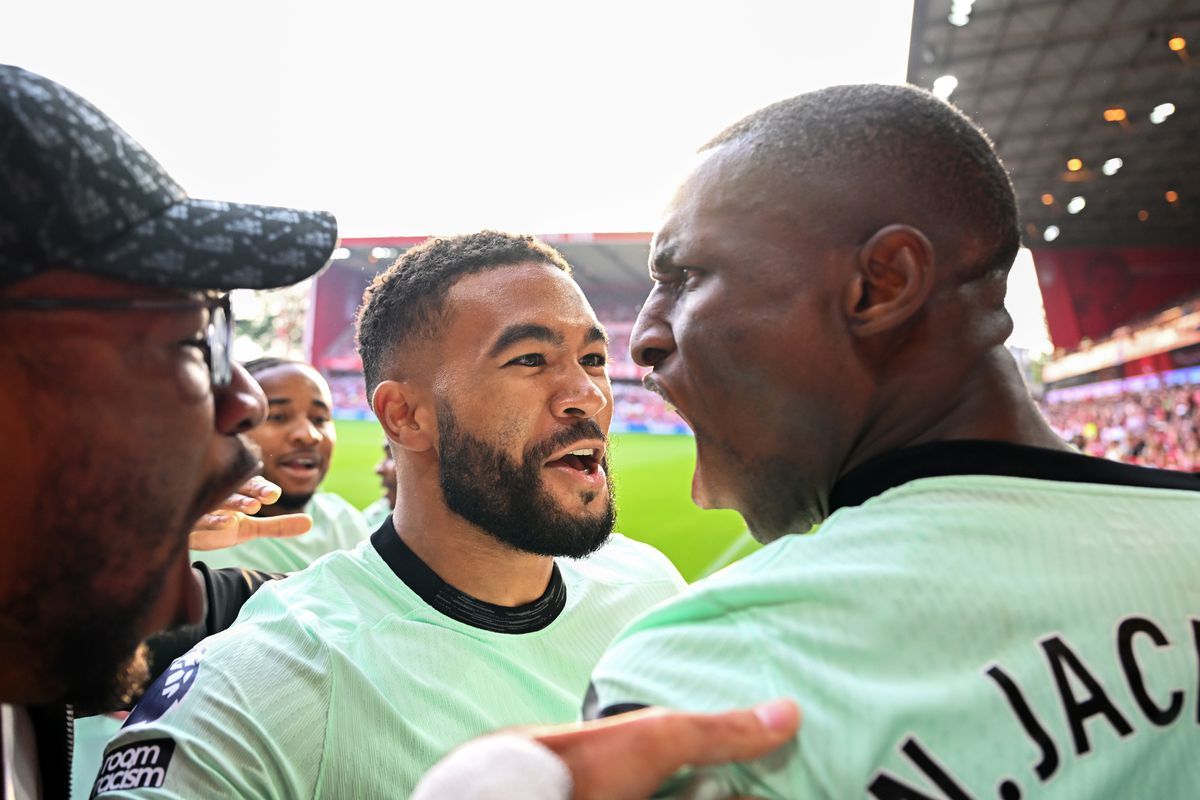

{"left": 90, "top": 738, "right": 175, "bottom": 797}
{"left": 867, "top": 615, "right": 1200, "bottom": 799}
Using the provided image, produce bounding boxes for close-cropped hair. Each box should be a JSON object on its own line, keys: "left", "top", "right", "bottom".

{"left": 355, "top": 230, "right": 572, "bottom": 395}
{"left": 704, "top": 83, "right": 1021, "bottom": 282}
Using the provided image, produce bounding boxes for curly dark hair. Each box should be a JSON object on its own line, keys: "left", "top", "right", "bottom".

{"left": 703, "top": 83, "right": 1021, "bottom": 284}
{"left": 355, "top": 230, "right": 572, "bottom": 395}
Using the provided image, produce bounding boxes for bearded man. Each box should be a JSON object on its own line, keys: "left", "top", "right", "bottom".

{"left": 94, "top": 230, "right": 685, "bottom": 798}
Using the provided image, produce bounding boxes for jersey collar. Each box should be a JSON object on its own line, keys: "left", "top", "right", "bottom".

{"left": 829, "top": 439, "right": 1200, "bottom": 515}
{"left": 370, "top": 518, "right": 566, "bottom": 634}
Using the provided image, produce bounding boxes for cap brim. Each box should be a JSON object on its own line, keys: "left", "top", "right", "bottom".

{"left": 90, "top": 197, "right": 338, "bottom": 291}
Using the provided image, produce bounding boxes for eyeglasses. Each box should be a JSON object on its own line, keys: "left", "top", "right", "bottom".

{"left": 0, "top": 293, "right": 234, "bottom": 388}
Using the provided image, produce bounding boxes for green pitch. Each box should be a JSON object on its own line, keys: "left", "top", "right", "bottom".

{"left": 323, "top": 420, "right": 758, "bottom": 582}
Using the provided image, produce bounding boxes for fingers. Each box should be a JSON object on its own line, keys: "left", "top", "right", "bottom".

{"left": 240, "top": 476, "right": 282, "bottom": 505}
{"left": 238, "top": 513, "right": 313, "bottom": 541}
{"left": 530, "top": 699, "right": 799, "bottom": 800}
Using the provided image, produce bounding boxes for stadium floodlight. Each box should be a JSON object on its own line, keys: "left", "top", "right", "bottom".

{"left": 331, "top": 247, "right": 352, "bottom": 260}
{"left": 1102, "top": 158, "right": 1123, "bottom": 176}
{"left": 1043, "top": 225, "right": 1060, "bottom": 242}
{"left": 1067, "top": 196, "right": 1086, "bottom": 214}
{"left": 948, "top": 0, "right": 974, "bottom": 26}
{"left": 932, "top": 75, "right": 958, "bottom": 100}
{"left": 371, "top": 246, "right": 398, "bottom": 260}
{"left": 1149, "top": 102, "right": 1175, "bottom": 124}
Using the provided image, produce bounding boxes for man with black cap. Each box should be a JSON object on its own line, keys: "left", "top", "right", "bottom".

{"left": 0, "top": 65, "right": 795, "bottom": 799}
{"left": 0, "top": 64, "right": 337, "bottom": 798}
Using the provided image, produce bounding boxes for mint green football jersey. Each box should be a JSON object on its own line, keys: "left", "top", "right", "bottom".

{"left": 190, "top": 491, "right": 369, "bottom": 573}
{"left": 591, "top": 472, "right": 1200, "bottom": 798}
{"left": 95, "top": 530, "right": 683, "bottom": 798}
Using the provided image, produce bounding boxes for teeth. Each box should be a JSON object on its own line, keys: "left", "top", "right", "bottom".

{"left": 569, "top": 449, "right": 595, "bottom": 457}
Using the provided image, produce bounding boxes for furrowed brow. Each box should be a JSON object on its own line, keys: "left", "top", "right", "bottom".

{"left": 487, "top": 323, "right": 563, "bottom": 358}
{"left": 650, "top": 245, "right": 679, "bottom": 276}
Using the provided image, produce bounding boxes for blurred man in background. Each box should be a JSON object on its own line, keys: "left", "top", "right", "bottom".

{"left": 362, "top": 439, "right": 398, "bottom": 528}
{"left": 194, "top": 357, "right": 369, "bottom": 572}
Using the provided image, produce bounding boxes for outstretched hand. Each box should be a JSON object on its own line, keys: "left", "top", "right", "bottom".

{"left": 533, "top": 700, "right": 799, "bottom": 799}
{"left": 189, "top": 476, "right": 313, "bottom": 551}
{"left": 411, "top": 699, "right": 799, "bottom": 800}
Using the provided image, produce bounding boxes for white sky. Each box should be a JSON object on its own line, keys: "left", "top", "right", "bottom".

{"left": 3, "top": 0, "right": 1051, "bottom": 351}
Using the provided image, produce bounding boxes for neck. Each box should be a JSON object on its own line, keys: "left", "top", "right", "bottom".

{"left": 0, "top": 645, "right": 58, "bottom": 706}
{"left": 845, "top": 346, "right": 1070, "bottom": 477}
{"left": 390, "top": 475, "right": 554, "bottom": 607}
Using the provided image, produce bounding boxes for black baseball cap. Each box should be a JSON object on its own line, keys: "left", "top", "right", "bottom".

{"left": 0, "top": 65, "right": 337, "bottom": 290}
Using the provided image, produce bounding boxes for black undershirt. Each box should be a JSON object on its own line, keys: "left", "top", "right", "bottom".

{"left": 370, "top": 517, "right": 567, "bottom": 634}
{"left": 828, "top": 439, "right": 1200, "bottom": 514}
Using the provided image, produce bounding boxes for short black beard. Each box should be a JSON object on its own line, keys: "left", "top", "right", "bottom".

{"left": 436, "top": 405, "right": 614, "bottom": 558}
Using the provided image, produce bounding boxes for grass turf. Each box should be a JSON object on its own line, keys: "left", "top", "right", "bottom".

{"left": 322, "top": 420, "right": 757, "bottom": 582}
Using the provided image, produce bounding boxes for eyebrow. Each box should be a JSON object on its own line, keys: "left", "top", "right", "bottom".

{"left": 487, "top": 322, "right": 608, "bottom": 358}
{"left": 650, "top": 243, "right": 677, "bottom": 273}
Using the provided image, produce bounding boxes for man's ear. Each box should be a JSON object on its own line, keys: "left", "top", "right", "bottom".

{"left": 842, "top": 224, "right": 935, "bottom": 337}
{"left": 372, "top": 380, "right": 434, "bottom": 453}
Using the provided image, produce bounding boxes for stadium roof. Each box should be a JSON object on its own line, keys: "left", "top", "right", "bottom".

{"left": 907, "top": 0, "right": 1200, "bottom": 250}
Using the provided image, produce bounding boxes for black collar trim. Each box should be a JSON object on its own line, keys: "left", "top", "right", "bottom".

{"left": 370, "top": 517, "right": 566, "bottom": 634}
{"left": 829, "top": 439, "right": 1200, "bottom": 514}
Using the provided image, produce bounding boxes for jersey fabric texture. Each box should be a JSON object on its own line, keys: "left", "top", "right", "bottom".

{"left": 188, "top": 491, "right": 369, "bottom": 572}
{"left": 589, "top": 441, "right": 1200, "bottom": 799}
{"left": 361, "top": 496, "right": 392, "bottom": 531}
{"left": 95, "top": 522, "right": 684, "bottom": 798}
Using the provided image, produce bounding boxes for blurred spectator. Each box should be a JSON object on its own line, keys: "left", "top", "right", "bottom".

{"left": 1041, "top": 381, "right": 1200, "bottom": 471}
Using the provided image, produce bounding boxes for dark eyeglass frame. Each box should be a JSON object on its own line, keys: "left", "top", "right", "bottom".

{"left": 0, "top": 293, "right": 234, "bottom": 388}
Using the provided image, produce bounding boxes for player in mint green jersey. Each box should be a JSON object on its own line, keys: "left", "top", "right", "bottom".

{"left": 93, "top": 231, "right": 684, "bottom": 798}
{"left": 193, "top": 357, "right": 369, "bottom": 572}
{"left": 577, "top": 84, "right": 1200, "bottom": 799}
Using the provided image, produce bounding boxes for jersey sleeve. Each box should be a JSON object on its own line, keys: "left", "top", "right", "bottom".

{"left": 91, "top": 599, "right": 331, "bottom": 798}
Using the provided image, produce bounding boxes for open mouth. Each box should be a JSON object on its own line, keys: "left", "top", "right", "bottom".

{"left": 545, "top": 447, "right": 602, "bottom": 475}
{"left": 277, "top": 453, "right": 323, "bottom": 479}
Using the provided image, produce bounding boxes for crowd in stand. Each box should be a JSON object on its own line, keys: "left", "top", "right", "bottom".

{"left": 1041, "top": 381, "right": 1200, "bottom": 472}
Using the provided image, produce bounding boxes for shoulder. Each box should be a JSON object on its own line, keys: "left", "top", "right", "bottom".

{"left": 93, "top": 619, "right": 333, "bottom": 797}
{"left": 242, "top": 543, "right": 385, "bottom": 632}
{"left": 562, "top": 533, "right": 685, "bottom": 589}
{"left": 311, "top": 493, "right": 370, "bottom": 535}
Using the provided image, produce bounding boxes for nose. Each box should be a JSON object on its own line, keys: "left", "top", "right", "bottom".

{"left": 631, "top": 288, "right": 676, "bottom": 368}
{"left": 288, "top": 416, "right": 322, "bottom": 445}
{"left": 214, "top": 362, "right": 266, "bottom": 435}
{"left": 551, "top": 367, "right": 609, "bottom": 420}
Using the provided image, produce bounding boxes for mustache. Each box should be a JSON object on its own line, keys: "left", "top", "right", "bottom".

{"left": 527, "top": 419, "right": 607, "bottom": 464}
